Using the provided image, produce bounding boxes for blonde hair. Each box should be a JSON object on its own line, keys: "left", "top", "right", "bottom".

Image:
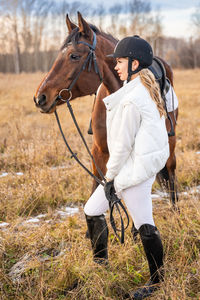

{"left": 139, "top": 68, "right": 166, "bottom": 117}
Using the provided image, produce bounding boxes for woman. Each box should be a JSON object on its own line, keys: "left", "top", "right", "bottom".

{"left": 84, "top": 35, "right": 169, "bottom": 299}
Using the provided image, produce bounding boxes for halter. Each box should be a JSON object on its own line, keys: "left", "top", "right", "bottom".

{"left": 53, "top": 30, "right": 129, "bottom": 244}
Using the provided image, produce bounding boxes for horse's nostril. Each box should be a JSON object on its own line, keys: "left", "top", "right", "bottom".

{"left": 38, "top": 94, "right": 47, "bottom": 106}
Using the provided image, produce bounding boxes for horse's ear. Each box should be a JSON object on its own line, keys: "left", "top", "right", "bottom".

{"left": 77, "top": 11, "right": 92, "bottom": 39}
{"left": 66, "top": 14, "right": 77, "bottom": 33}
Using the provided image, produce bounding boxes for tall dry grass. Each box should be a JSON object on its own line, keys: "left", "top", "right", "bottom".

{"left": 0, "top": 70, "right": 199, "bottom": 299}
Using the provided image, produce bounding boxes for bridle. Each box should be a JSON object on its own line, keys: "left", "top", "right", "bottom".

{"left": 39, "top": 30, "right": 103, "bottom": 114}
{"left": 53, "top": 30, "right": 129, "bottom": 244}
{"left": 58, "top": 30, "right": 103, "bottom": 103}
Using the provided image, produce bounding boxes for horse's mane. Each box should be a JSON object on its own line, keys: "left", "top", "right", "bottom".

{"left": 61, "top": 24, "right": 118, "bottom": 50}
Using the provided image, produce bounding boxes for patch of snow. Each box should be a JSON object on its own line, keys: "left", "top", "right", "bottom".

{"left": 190, "top": 186, "right": 200, "bottom": 194}
{"left": 0, "top": 222, "right": 9, "bottom": 228}
{"left": 50, "top": 165, "right": 68, "bottom": 170}
{"left": 0, "top": 172, "right": 23, "bottom": 178}
{"left": 55, "top": 207, "right": 79, "bottom": 218}
{"left": 25, "top": 218, "right": 40, "bottom": 223}
{"left": 155, "top": 190, "right": 169, "bottom": 198}
{"left": 0, "top": 206, "right": 79, "bottom": 231}
{"left": 36, "top": 214, "right": 47, "bottom": 219}
{"left": 0, "top": 172, "right": 9, "bottom": 178}
{"left": 64, "top": 207, "right": 79, "bottom": 215}
{"left": 56, "top": 210, "right": 68, "bottom": 217}
{"left": 151, "top": 194, "right": 160, "bottom": 199}
{"left": 16, "top": 172, "right": 23, "bottom": 176}
{"left": 181, "top": 192, "right": 188, "bottom": 196}
{"left": 21, "top": 218, "right": 41, "bottom": 226}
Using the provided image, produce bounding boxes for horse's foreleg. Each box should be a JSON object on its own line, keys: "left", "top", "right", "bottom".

{"left": 85, "top": 144, "right": 108, "bottom": 239}
{"left": 91, "top": 144, "right": 109, "bottom": 194}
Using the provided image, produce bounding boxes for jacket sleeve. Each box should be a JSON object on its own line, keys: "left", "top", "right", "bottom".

{"left": 105, "top": 102, "right": 141, "bottom": 180}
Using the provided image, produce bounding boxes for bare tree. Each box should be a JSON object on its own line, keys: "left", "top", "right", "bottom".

{"left": 191, "top": 2, "right": 200, "bottom": 36}
{"left": 1, "top": 0, "right": 199, "bottom": 72}
{"left": 108, "top": 4, "right": 123, "bottom": 37}
{"left": 0, "top": 0, "right": 53, "bottom": 72}
{"left": 147, "top": 10, "right": 163, "bottom": 55}
{"left": 94, "top": 4, "right": 106, "bottom": 29}
{"left": 126, "top": 0, "right": 151, "bottom": 36}
{"left": 0, "top": 0, "right": 21, "bottom": 73}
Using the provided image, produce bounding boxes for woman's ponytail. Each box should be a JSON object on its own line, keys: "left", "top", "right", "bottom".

{"left": 139, "top": 69, "right": 166, "bottom": 118}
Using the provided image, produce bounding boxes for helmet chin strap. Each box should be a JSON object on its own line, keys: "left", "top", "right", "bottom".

{"left": 127, "top": 57, "right": 142, "bottom": 82}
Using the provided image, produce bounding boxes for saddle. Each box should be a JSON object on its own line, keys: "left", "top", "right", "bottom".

{"left": 148, "top": 56, "right": 170, "bottom": 98}
{"left": 148, "top": 57, "right": 175, "bottom": 136}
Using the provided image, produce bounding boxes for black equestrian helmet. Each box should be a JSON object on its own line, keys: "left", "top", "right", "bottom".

{"left": 108, "top": 35, "right": 153, "bottom": 68}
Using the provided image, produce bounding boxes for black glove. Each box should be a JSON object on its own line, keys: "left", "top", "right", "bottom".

{"left": 104, "top": 180, "right": 116, "bottom": 202}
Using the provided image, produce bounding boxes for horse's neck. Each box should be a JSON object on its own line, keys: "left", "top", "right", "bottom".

{"left": 102, "top": 60, "right": 122, "bottom": 95}
{"left": 92, "top": 65, "right": 120, "bottom": 154}
{"left": 93, "top": 61, "right": 121, "bottom": 128}
{"left": 103, "top": 73, "right": 121, "bottom": 95}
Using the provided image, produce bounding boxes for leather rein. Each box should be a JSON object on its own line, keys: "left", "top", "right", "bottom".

{"left": 54, "top": 30, "right": 129, "bottom": 244}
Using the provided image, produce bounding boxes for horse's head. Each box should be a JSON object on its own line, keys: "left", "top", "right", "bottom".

{"left": 34, "top": 12, "right": 116, "bottom": 113}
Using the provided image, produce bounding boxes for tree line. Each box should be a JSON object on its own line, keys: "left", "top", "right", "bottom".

{"left": 0, "top": 0, "right": 199, "bottom": 73}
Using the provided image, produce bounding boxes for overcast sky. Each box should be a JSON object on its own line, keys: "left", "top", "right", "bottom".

{"left": 64, "top": 0, "right": 199, "bottom": 38}
{"left": 150, "top": 0, "right": 198, "bottom": 37}
{"left": 60, "top": 0, "right": 200, "bottom": 38}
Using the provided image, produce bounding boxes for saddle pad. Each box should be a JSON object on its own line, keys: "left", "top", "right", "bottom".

{"left": 165, "top": 85, "right": 178, "bottom": 112}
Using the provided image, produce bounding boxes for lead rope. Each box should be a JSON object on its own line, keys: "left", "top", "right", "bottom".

{"left": 54, "top": 110, "right": 103, "bottom": 186}
{"left": 65, "top": 97, "right": 106, "bottom": 183}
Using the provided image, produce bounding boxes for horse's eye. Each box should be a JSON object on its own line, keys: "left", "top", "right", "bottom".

{"left": 70, "top": 53, "right": 80, "bottom": 61}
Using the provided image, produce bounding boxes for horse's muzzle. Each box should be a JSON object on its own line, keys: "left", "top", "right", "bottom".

{"left": 33, "top": 94, "right": 59, "bottom": 114}
{"left": 34, "top": 94, "right": 47, "bottom": 108}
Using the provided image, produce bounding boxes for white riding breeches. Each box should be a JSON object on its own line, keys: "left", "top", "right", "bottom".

{"left": 84, "top": 176, "right": 155, "bottom": 230}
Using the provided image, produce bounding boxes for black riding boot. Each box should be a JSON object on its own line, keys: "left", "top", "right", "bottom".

{"left": 85, "top": 214, "right": 108, "bottom": 264}
{"left": 129, "top": 224, "right": 164, "bottom": 299}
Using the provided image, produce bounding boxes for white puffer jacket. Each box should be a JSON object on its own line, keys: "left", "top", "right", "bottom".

{"left": 103, "top": 76, "right": 169, "bottom": 195}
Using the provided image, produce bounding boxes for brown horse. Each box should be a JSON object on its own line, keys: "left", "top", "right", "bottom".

{"left": 34, "top": 12, "right": 178, "bottom": 206}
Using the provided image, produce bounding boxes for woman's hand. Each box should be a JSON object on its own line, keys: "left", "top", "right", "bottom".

{"left": 104, "top": 180, "right": 116, "bottom": 201}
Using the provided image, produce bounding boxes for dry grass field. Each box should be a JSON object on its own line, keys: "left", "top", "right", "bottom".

{"left": 0, "top": 70, "right": 199, "bottom": 299}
